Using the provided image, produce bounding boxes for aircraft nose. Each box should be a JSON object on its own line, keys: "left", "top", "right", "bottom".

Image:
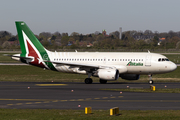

{"left": 170, "top": 63, "right": 177, "bottom": 71}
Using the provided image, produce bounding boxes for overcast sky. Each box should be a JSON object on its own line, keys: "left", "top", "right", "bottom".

{"left": 0, "top": 0, "right": 180, "bottom": 35}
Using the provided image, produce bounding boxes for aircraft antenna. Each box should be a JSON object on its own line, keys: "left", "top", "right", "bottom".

{"left": 148, "top": 50, "right": 150, "bottom": 53}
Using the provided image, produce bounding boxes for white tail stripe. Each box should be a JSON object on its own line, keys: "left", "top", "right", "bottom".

{"left": 22, "top": 30, "right": 49, "bottom": 69}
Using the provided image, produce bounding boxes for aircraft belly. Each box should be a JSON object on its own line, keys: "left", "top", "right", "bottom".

{"left": 55, "top": 65, "right": 74, "bottom": 73}
{"left": 127, "top": 66, "right": 144, "bottom": 74}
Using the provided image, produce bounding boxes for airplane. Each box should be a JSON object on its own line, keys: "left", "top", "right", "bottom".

{"left": 11, "top": 21, "right": 177, "bottom": 84}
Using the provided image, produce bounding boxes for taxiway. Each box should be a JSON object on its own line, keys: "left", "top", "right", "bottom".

{"left": 0, "top": 82, "right": 180, "bottom": 110}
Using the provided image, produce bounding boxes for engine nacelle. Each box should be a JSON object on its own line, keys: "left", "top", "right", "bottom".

{"left": 98, "top": 69, "right": 119, "bottom": 80}
{"left": 120, "top": 74, "right": 140, "bottom": 80}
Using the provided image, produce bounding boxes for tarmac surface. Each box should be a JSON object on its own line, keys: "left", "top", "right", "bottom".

{"left": 0, "top": 82, "right": 180, "bottom": 110}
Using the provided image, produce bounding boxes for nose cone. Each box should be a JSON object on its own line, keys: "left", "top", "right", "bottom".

{"left": 170, "top": 63, "right": 177, "bottom": 71}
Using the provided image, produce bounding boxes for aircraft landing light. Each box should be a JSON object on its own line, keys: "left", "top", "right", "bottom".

{"left": 35, "top": 84, "right": 67, "bottom": 86}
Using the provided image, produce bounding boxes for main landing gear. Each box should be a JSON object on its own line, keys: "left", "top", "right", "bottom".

{"left": 85, "top": 73, "right": 93, "bottom": 84}
{"left": 84, "top": 73, "right": 108, "bottom": 84}
{"left": 85, "top": 78, "right": 93, "bottom": 84}
{"left": 148, "top": 74, "right": 153, "bottom": 84}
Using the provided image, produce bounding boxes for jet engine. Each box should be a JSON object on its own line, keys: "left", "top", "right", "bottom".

{"left": 98, "top": 69, "right": 119, "bottom": 80}
{"left": 120, "top": 74, "right": 140, "bottom": 80}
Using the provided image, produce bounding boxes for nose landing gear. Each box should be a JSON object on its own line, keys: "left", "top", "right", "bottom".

{"left": 148, "top": 74, "right": 153, "bottom": 84}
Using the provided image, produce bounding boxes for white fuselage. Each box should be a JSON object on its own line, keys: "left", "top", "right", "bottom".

{"left": 46, "top": 51, "right": 177, "bottom": 75}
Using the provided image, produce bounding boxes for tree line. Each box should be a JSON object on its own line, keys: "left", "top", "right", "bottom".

{"left": 1, "top": 29, "right": 180, "bottom": 50}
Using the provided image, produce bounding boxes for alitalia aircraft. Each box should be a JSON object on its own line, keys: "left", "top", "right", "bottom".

{"left": 11, "top": 21, "right": 177, "bottom": 84}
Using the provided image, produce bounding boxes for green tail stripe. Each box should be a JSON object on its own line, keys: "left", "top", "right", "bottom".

{"left": 15, "top": 22, "right": 45, "bottom": 57}
{"left": 15, "top": 21, "right": 57, "bottom": 71}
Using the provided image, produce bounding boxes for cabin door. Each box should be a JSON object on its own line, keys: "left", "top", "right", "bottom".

{"left": 145, "top": 55, "right": 151, "bottom": 66}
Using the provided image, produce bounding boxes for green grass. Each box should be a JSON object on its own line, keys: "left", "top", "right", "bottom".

{"left": 0, "top": 65, "right": 101, "bottom": 82}
{"left": 0, "top": 65, "right": 180, "bottom": 82}
{"left": 101, "top": 88, "right": 180, "bottom": 93}
{"left": 0, "top": 109, "right": 180, "bottom": 120}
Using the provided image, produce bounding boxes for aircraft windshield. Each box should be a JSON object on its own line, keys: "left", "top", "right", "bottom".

{"left": 158, "top": 58, "right": 169, "bottom": 62}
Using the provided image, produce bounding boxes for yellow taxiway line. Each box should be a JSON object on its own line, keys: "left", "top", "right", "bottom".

{"left": 35, "top": 84, "right": 67, "bottom": 86}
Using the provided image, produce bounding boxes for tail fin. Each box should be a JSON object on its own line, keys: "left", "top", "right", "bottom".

{"left": 15, "top": 21, "right": 46, "bottom": 57}
{"left": 15, "top": 21, "right": 56, "bottom": 70}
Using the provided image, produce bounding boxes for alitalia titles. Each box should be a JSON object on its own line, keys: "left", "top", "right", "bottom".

{"left": 127, "top": 61, "right": 143, "bottom": 66}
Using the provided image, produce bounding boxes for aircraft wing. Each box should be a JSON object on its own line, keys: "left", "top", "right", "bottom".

{"left": 44, "top": 60, "right": 112, "bottom": 69}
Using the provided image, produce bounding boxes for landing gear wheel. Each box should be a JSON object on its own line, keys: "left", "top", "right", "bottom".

{"left": 85, "top": 78, "right": 93, "bottom": 84}
{"left": 99, "top": 79, "right": 107, "bottom": 84}
{"left": 148, "top": 74, "right": 153, "bottom": 84}
{"left": 149, "top": 80, "right": 153, "bottom": 84}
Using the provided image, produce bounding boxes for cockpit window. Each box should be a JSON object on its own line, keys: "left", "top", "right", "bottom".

{"left": 158, "top": 58, "right": 169, "bottom": 62}
{"left": 165, "top": 58, "right": 169, "bottom": 61}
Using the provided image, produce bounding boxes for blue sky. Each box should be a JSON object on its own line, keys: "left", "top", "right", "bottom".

{"left": 0, "top": 0, "right": 180, "bottom": 35}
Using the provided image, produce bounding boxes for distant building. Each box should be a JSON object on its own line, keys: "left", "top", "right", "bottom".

{"left": 158, "top": 38, "right": 166, "bottom": 45}
{"left": 159, "top": 38, "right": 165, "bottom": 42}
{"left": 102, "top": 29, "right": 110, "bottom": 37}
{"left": 102, "top": 29, "right": 107, "bottom": 36}
{"left": 87, "top": 43, "right": 93, "bottom": 47}
{"left": 133, "top": 35, "right": 154, "bottom": 40}
{"left": 119, "top": 27, "right": 122, "bottom": 39}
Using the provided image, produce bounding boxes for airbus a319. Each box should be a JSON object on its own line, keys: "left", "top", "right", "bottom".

{"left": 11, "top": 22, "right": 177, "bottom": 84}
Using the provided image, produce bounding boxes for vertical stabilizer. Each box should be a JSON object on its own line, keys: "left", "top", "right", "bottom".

{"left": 15, "top": 21, "right": 56, "bottom": 70}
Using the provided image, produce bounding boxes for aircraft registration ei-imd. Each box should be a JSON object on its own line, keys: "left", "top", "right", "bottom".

{"left": 11, "top": 21, "right": 177, "bottom": 84}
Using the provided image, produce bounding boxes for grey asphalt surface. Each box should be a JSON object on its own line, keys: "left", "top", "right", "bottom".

{"left": 0, "top": 82, "right": 180, "bottom": 110}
